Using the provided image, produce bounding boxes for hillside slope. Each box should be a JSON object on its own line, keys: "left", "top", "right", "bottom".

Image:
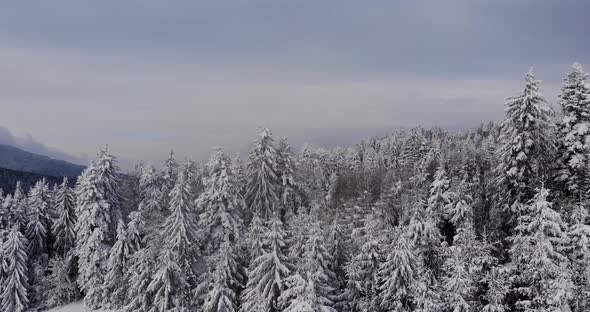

{"left": 0, "top": 144, "right": 85, "bottom": 177}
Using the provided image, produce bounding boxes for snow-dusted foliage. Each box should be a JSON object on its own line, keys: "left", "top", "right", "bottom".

{"left": 242, "top": 215, "right": 291, "bottom": 312}
{"left": 148, "top": 246, "right": 189, "bottom": 312}
{"left": 197, "top": 149, "right": 245, "bottom": 254}
{"left": 46, "top": 254, "right": 79, "bottom": 308}
{"left": 495, "top": 69, "right": 554, "bottom": 215}
{"left": 557, "top": 63, "right": 590, "bottom": 197}
{"left": 276, "top": 137, "right": 301, "bottom": 214}
{"left": 201, "top": 239, "right": 245, "bottom": 312}
{"left": 509, "top": 187, "right": 573, "bottom": 311}
{"left": 161, "top": 168, "right": 200, "bottom": 286}
{"left": 52, "top": 177, "right": 77, "bottom": 256}
{"left": 102, "top": 221, "right": 132, "bottom": 309}
{"left": 377, "top": 230, "right": 419, "bottom": 311}
{"left": 74, "top": 147, "right": 122, "bottom": 309}
{"left": 1, "top": 226, "right": 29, "bottom": 312}
{"left": 26, "top": 180, "right": 50, "bottom": 258}
{"left": 245, "top": 128, "right": 281, "bottom": 220}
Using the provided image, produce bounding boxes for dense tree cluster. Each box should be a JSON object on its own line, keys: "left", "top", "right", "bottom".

{"left": 1, "top": 65, "right": 590, "bottom": 311}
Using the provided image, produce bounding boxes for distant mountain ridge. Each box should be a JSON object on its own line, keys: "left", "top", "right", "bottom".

{"left": 0, "top": 144, "right": 85, "bottom": 177}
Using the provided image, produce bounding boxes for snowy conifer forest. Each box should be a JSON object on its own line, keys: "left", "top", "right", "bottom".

{"left": 3, "top": 65, "right": 590, "bottom": 312}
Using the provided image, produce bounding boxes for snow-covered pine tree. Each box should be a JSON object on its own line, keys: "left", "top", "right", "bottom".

{"left": 1, "top": 226, "right": 29, "bottom": 312}
{"left": 296, "top": 220, "right": 337, "bottom": 311}
{"left": 202, "top": 238, "right": 245, "bottom": 312}
{"left": 27, "top": 180, "right": 50, "bottom": 259}
{"left": 509, "top": 187, "right": 573, "bottom": 311}
{"left": 245, "top": 128, "right": 281, "bottom": 220}
{"left": 326, "top": 214, "right": 348, "bottom": 290}
{"left": 160, "top": 150, "right": 179, "bottom": 210}
{"left": 345, "top": 224, "right": 383, "bottom": 311}
{"left": 75, "top": 148, "right": 122, "bottom": 309}
{"left": 494, "top": 69, "right": 554, "bottom": 229}
{"left": 197, "top": 149, "right": 245, "bottom": 254}
{"left": 124, "top": 242, "right": 161, "bottom": 312}
{"left": 129, "top": 164, "right": 164, "bottom": 250}
{"left": 556, "top": 63, "right": 590, "bottom": 198}
{"left": 46, "top": 254, "right": 79, "bottom": 308}
{"left": 441, "top": 246, "right": 474, "bottom": 312}
{"left": 94, "top": 146, "right": 123, "bottom": 240}
{"left": 241, "top": 214, "right": 291, "bottom": 312}
{"left": 276, "top": 137, "right": 300, "bottom": 214}
{"left": 245, "top": 215, "right": 267, "bottom": 263}
{"left": 447, "top": 176, "right": 474, "bottom": 228}
{"left": 148, "top": 245, "right": 189, "bottom": 312}
{"left": 10, "top": 182, "right": 27, "bottom": 231}
{"left": 378, "top": 230, "right": 419, "bottom": 311}
{"left": 427, "top": 165, "right": 452, "bottom": 221}
{"left": 161, "top": 168, "right": 200, "bottom": 293}
{"left": 278, "top": 273, "right": 315, "bottom": 312}
{"left": 566, "top": 198, "right": 590, "bottom": 311}
{"left": 0, "top": 194, "right": 11, "bottom": 229}
{"left": 52, "top": 177, "right": 76, "bottom": 256}
{"left": 481, "top": 266, "right": 509, "bottom": 312}
{"left": 407, "top": 198, "right": 443, "bottom": 274}
{"left": 102, "top": 220, "right": 132, "bottom": 309}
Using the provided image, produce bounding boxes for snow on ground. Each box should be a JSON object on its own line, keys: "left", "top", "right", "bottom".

{"left": 47, "top": 302, "right": 109, "bottom": 312}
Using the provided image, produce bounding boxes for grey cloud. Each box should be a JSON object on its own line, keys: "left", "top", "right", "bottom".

{"left": 0, "top": 1, "right": 586, "bottom": 168}
{"left": 0, "top": 126, "right": 88, "bottom": 165}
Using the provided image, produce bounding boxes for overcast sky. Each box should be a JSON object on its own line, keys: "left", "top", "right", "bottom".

{"left": 0, "top": 0, "right": 588, "bottom": 168}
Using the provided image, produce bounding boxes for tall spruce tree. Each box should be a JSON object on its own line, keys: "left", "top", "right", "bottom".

{"left": 1, "top": 226, "right": 29, "bottom": 312}
{"left": 52, "top": 177, "right": 77, "bottom": 256}
{"left": 197, "top": 149, "right": 245, "bottom": 254}
{"left": 509, "top": 187, "right": 573, "bottom": 311}
{"left": 556, "top": 63, "right": 590, "bottom": 199}
{"left": 202, "top": 239, "right": 245, "bottom": 312}
{"left": 494, "top": 69, "right": 554, "bottom": 233}
{"left": 102, "top": 221, "right": 132, "bottom": 309}
{"left": 245, "top": 128, "right": 281, "bottom": 220}
{"left": 161, "top": 168, "right": 200, "bottom": 297}
{"left": 75, "top": 147, "right": 122, "bottom": 309}
{"left": 242, "top": 214, "right": 291, "bottom": 312}
{"left": 378, "top": 230, "right": 420, "bottom": 311}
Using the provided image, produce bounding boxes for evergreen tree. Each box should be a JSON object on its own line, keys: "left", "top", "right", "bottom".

{"left": 160, "top": 150, "right": 179, "bottom": 210}
{"left": 148, "top": 246, "right": 189, "bottom": 312}
{"left": 75, "top": 147, "right": 122, "bottom": 309}
{"left": 46, "top": 254, "right": 79, "bottom": 308}
{"left": 566, "top": 199, "right": 590, "bottom": 311}
{"left": 1, "top": 226, "right": 29, "bottom": 312}
{"left": 242, "top": 215, "right": 291, "bottom": 312}
{"left": 202, "top": 239, "right": 245, "bottom": 312}
{"left": 482, "top": 266, "right": 509, "bottom": 312}
{"left": 276, "top": 137, "right": 300, "bottom": 214}
{"left": 102, "top": 221, "right": 132, "bottom": 309}
{"left": 245, "top": 128, "right": 281, "bottom": 220}
{"left": 441, "top": 247, "right": 474, "bottom": 312}
{"left": 27, "top": 180, "right": 51, "bottom": 259}
{"left": 494, "top": 69, "right": 554, "bottom": 230}
{"left": 509, "top": 187, "right": 573, "bottom": 311}
{"left": 246, "top": 215, "right": 267, "bottom": 263}
{"left": 556, "top": 63, "right": 590, "bottom": 198}
{"left": 378, "top": 230, "right": 419, "bottom": 311}
{"left": 52, "top": 177, "right": 77, "bottom": 256}
{"left": 197, "top": 149, "right": 245, "bottom": 254}
{"left": 297, "top": 220, "right": 337, "bottom": 311}
{"left": 124, "top": 241, "right": 161, "bottom": 312}
{"left": 10, "top": 182, "right": 27, "bottom": 231}
{"left": 427, "top": 165, "right": 452, "bottom": 221}
{"left": 161, "top": 169, "right": 200, "bottom": 296}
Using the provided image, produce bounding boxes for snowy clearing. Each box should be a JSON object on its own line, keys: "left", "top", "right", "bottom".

{"left": 47, "top": 302, "right": 109, "bottom": 312}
